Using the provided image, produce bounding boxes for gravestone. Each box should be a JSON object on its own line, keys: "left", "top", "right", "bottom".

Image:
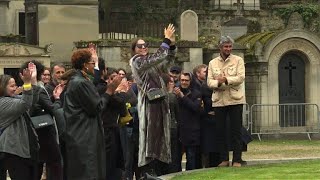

{"left": 287, "top": 12, "right": 304, "bottom": 29}
{"left": 0, "top": 43, "right": 50, "bottom": 83}
{"left": 180, "top": 10, "right": 198, "bottom": 41}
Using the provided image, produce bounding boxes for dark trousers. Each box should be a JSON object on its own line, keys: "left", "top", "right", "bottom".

{"left": 168, "top": 129, "right": 182, "bottom": 173}
{"left": 214, "top": 104, "right": 243, "bottom": 163}
{"left": 185, "top": 146, "right": 201, "bottom": 170}
{"left": 122, "top": 127, "right": 136, "bottom": 180}
{"left": 105, "top": 127, "right": 124, "bottom": 180}
{"left": 0, "top": 153, "right": 7, "bottom": 180}
{"left": 2, "top": 153, "right": 37, "bottom": 180}
{"left": 36, "top": 126, "right": 63, "bottom": 180}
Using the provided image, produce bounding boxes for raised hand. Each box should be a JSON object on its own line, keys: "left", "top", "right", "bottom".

{"left": 28, "top": 62, "right": 37, "bottom": 84}
{"left": 19, "top": 68, "right": 32, "bottom": 84}
{"left": 164, "top": 24, "right": 176, "bottom": 44}
{"left": 88, "top": 43, "right": 98, "bottom": 64}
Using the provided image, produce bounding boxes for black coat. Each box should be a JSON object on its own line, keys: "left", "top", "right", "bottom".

{"left": 63, "top": 71, "right": 108, "bottom": 180}
{"left": 177, "top": 88, "right": 202, "bottom": 146}
{"left": 200, "top": 83, "right": 219, "bottom": 153}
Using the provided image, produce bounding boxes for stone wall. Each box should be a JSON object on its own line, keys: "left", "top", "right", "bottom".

{"left": 107, "top": 4, "right": 288, "bottom": 39}
{"left": 245, "top": 62, "right": 268, "bottom": 106}
{"left": 0, "top": 0, "right": 24, "bottom": 35}
{"left": 38, "top": 4, "right": 99, "bottom": 62}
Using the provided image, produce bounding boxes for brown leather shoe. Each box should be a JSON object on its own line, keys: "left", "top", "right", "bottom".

{"left": 232, "top": 162, "right": 241, "bottom": 167}
{"left": 218, "top": 161, "right": 229, "bottom": 167}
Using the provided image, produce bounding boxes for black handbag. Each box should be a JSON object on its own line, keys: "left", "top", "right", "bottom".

{"left": 31, "top": 114, "right": 54, "bottom": 129}
{"left": 146, "top": 88, "right": 167, "bottom": 102}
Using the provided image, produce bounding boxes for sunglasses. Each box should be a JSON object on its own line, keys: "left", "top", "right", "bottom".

{"left": 136, "top": 43, "right": 149, "bottom": 49}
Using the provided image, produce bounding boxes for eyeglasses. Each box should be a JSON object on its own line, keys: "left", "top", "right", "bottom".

{"left": 87, "top": 62, "right": 95, "bottom": 65}
{"left": 223, "top": 45, "right": 232, "bottom": 48}
{"left": 180, "top": 79, "right": 190, "bottom": 82}
{"left": 136, "top": 43, "right": 149, "bottom": 49}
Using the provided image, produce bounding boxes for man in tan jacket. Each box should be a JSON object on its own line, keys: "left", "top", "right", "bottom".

{"left": 207, "top": 36, "right": 246, "bottom": 167}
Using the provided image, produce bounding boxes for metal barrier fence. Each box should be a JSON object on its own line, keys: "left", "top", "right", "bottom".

{"left": 104, "top": 22, "right": 168, "bottom": 40}
{"left": 243, "top": 103, "right": 250, "bottom": 130}
{"left": 249, "top": 103, "right": 320, "bottom": 141}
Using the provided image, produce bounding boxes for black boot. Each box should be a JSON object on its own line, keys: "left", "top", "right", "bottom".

{"left": 143, "top": 172, "right": 162, "bottom": 180}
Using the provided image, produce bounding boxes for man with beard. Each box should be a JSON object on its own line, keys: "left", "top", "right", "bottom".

{"left": 45, "top": 63, "right": 66, "bottom": 101}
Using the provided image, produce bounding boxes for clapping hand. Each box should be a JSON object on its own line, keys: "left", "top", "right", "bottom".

{"left": 173, "top": 87, "right": 184, "bottom": 98}
{"left": 106, "top": 75, "right": 122, "bottom": 95}
{"left": 115, "top": 78, "right": 129, "bottom": 93}
{"left": 53, "top": 83, "right": 65, "bottom": 100}
{"left": 214, "top": 74, "right": 227, "bottom": 84}
{"left": 164, "top": 24, "right": 176, "bottom": 45}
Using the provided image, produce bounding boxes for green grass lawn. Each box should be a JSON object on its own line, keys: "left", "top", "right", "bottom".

{"left": 172, "top": 140, "right": 320, "bottom": 179}
{"left": 242, "top": 139, "right": 320, "bottom": 160}
{"left": 172, "top": 160, "right": 320, "bottom": 179}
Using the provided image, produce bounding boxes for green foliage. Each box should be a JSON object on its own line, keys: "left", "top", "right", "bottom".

{"left": 198, "top": 35, "right": 218, "bottom": 49}
{"left": 276, "top": 4, "right": 319, "bottom": 28}
{"left": 247, "top": 21, "right": 261, "bottom": 33}
{"left": 237, "top": 31, "right": 277, "bottom": 55}
{"left": 166, "top": 0, "right": 179, "bottom": 8}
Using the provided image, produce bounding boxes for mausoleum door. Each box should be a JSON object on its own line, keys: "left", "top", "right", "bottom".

{"left": 4, "top": 68, "right": 23, "bottom": 86}
{"left": 278, "top": 52, "right": 305, "bottom": 127}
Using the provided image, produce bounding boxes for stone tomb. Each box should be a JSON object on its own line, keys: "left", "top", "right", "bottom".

{"left": 0, "top": 43, "right": 50, "bottom": 85}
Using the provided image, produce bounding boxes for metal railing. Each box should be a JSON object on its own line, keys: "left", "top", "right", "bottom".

{"left": 243, "top": 103, "right": 250, "bottom": 130}
{"left": 104, "top": 22, "right": 167, "bottom": 40}
{"left": 249, "top": 103, "right": 320, "bottom": 141}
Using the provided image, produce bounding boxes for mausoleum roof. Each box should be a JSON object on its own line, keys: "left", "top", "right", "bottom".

{"left": 236, "top": 31, "right": 279, "bottom": 56}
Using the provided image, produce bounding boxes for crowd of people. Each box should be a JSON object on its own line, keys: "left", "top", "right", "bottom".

{"left": 0, "top": 23, "right": 250, "bottom": 180}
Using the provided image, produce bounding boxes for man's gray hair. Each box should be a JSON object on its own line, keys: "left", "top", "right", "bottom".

{"left": 218, "top": 36, "right": 234, "bottom": 47}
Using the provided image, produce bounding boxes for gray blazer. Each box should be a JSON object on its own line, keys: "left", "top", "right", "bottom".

{"left": 0, "top": 88, "right": 38, "bottom": 158}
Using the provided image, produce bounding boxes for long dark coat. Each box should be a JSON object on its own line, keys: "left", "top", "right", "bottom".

{"left": 200, "top": 82, "right": 219, "bottom": 153}
{"left": 130, "top": 44, "right": 175, "bottom": 167}
{"left": 63, "top": 71, "right": 108, "bottom": 180}
{"left": 177, "top": 88, "right": 202, "bottom": 146}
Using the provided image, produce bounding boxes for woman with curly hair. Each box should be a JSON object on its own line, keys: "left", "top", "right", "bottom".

{"left": 63, "top": 47, "right": 121, "bottom": 180}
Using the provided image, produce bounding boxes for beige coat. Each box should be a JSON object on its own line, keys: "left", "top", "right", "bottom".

{"left": 207, "top": 54, "right": 246, "bottom": 107}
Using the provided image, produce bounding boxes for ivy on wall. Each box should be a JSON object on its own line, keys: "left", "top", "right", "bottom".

{"left": 276, "top": 4, "right": 319, "bottom": 28}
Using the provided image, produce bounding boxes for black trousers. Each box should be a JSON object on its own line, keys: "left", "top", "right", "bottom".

{"left": 0, "top": 153, "right": 7, "bottom": 180}
{"left": 167, "top": 129, "right": 182, "bottom": 173}
{"left": 1, "top": 153, "right": 37, "bottom": 180}
{"left": 213, "top": 104, "right": 243, "bottom": 163}
{"left": 36, "top": 126, "right": 63, "bottom": 180}
{"left": 105, "top": 127, "right": 124, "bottom": 180}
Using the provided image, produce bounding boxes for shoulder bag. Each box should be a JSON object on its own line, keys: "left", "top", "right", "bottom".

{"left": 31, "top": 114, "right": 54, "bottom": 129}
{"left": 30, "top": 85, "right": 55, "bottom": 129}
